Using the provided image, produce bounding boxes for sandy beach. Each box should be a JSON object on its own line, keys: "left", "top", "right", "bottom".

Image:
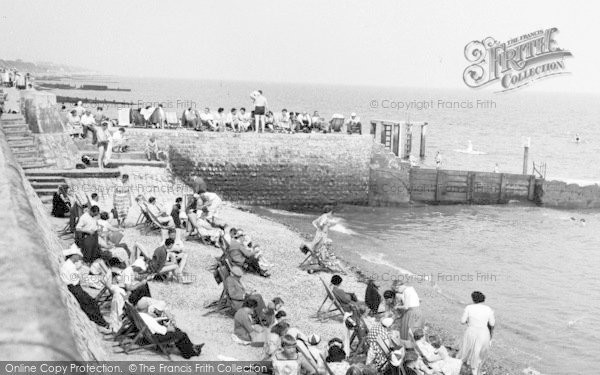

{"left": 47, "top": 193, "right": 517, "bottom": 373}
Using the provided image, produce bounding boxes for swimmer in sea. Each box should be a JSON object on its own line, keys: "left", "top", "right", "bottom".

{"left": 575, "top": 134, "right": 580, "bottom": 143}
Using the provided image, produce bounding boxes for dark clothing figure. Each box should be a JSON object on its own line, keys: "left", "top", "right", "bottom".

{"left": 75, "top": 231, "right": 100, "bottom": 263}
{"left": 152, "top": 328, "right": 196, "bottom": 359}
{"left": 52, "top": 192, "right": 71, "bottom": 217}
{"left": 365, "top": 280, "right": 382, "bottom": 315}
{"left": 67, "top": 284, "right": 109, "bottom": 328}
{"left": 148, "top": 245, "right": 168, "bottom": 274}
{"left": 171, "top": 203, "right": 181, "bottom": 228}
{"left": 128, "top": 283, "right": 151, "bottom": 306}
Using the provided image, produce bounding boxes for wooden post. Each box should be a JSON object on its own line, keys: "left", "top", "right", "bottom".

{"left": 522, "top": 138, "right": 530, "bottom": 175}
{"left": 499, "top": 173, "right": 506, "bottom": 203}
{"left": 420, "top": 123, "right": 427, "bottom": 158}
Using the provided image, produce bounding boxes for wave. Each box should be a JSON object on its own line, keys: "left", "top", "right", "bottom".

{"left": 264, "top": 208, "right": 311, "bottom": 218}
{"left": 454, "top": 149, "right": 487, "bottom": 155}
{"left": 549, "top": 177, "right": 600, "bottom": 186}
{"left": 330, "top": 222, "right": 358, "bottom": 235}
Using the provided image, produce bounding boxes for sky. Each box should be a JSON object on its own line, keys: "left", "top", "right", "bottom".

{"left": 1, "top": 0, "right": 598, "bottom": 93}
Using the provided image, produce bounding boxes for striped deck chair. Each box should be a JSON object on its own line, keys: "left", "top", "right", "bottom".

{"left": 117, "top": 302, "right": 174, "bottom": 360}
{"left": 204, "top": 259, "right": 234, "bottom": 315}
{"left": 316, "top": 277, "right": 349, "bottom": 319}
{"left": 330, "top": 116, "right": 345, "bottom": 132}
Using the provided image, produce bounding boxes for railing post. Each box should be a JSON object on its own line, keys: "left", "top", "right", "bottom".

{"left": 522, "top": 138, "right": 530, "bottom": 175}
{"left": 420, "top": 123, "right": 427, "bottom": 158}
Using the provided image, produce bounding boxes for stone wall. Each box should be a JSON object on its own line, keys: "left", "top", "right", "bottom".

{"left": 0, "top": 131, "right": 106, "bottom": 360}
{"left": 125, "top": 130, "right": 373, "bottom": 209}
{"left": 536, "top": 179, "right": 600, "bottom": 209}
{"left": 368, "top": 143, "right": 411, "bottom": 205}
{"left": 21, "top": 90, "right": 65, "bottom": 134}
{"left": 35, "top": 133, "right": 80, "bottom": 169}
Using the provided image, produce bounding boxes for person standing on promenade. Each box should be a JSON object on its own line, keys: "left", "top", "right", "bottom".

{"left": 457, "top": 291, "right": 495, "bottom": 375}
{"left": 253, "top": 90, "right": 268, "bottom": 133}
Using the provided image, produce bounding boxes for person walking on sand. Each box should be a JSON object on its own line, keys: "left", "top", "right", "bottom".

{"left": 457, "top": 291, "right": 495, "bottom": 375}
{"left": 253, "top": 90, "right": 268, "bottom": 133}
{"left": 435, "top": 151, "right": 442, "bottom": 169}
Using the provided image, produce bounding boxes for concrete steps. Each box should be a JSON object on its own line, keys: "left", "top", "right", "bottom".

{"left": 1, "top": 116, "right": 54, "bottom": 170}
{"left": 82, "top": 151, "right": 148, "bottom": 160}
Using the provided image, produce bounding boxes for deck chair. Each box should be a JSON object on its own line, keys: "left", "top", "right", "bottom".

{"left": 118, "top": 302, "right": 173, "bottom": 359}
{"left": 165, "top": 111, "right": 180, "bottom": 128}
{"left": 203, "top": 260, "right": 233, "bottom": 315}
{"left": 117, "top": 108, "right": 131, "bottom": 126}
{"left": 330, "top": 116, "right": 345, "bottom": 132}
{"left": 316, "top": 277, "right": 349, "bottom": 319}
{"left": 299, "top": 243, "right": 344, "bottom": 274}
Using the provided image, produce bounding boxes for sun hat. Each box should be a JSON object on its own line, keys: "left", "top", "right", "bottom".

{"left": 132, "top": 258, "right": 147, "bottom": 271}
{"left": 63, "top": 244, "right": 83, "bottom": 258}
{"left": 308, "top": 334, "right": 321, "bottom": 345}
{"left": 381, "top": 317, "right": 394, "bottom": 328}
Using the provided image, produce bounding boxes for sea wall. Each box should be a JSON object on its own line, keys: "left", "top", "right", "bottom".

{"left": 0, "top": 131, "right": 106, "bottom": 360}
{"left": 536, "top": 179, "right": 600, "bottom": 209}
{"left": 21, "top": 90, "right": 65, "bottom": 133}
{"left": 368, "top": 143, "right": 411, "bottom": 205}
{"left": 125, "top": 130, "right": 373, "bottom": 209}
{"left": 34, "top": 133, "right": 80, "bottom": 169}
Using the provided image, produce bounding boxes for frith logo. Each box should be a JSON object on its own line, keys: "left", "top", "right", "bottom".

{"left": 463, "top": 28, "right": 573, "bottom": 92}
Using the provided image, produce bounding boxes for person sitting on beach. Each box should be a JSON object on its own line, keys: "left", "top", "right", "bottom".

{"left": 233, "top": 298, "right": 267, "bottom": 345}
{"left": 145, "top": 136, "right": 165, "bottom": 161}
{"left": 227, "top": 229, "right": 271, "bottom": 278}
{"left": 66, "top": 109, "right": 81, "bottom": 136}
{"left": 346, "top": 113, "right": 362, "bottom": 134}
{"left": 237, "top": 107, "right": 251, "bottom": 131}
{"left": 275, "top": 109, "right": 291, "bottom": 132}
{"left": 271, "top": 335, "right": 317, "bottom": 375}
{"left": 331, "top": 275, "right": 358, "bottom": 311}
{"left": 199, "top": 107, "right": 217, "bottom": 131}
{"left": 290, "top": 112, "right": 304, "bottom": 133}
{"left": 111, "top": 127, "right": 128, "bottom": 153}
{"left": 263, "top": 321, "right": 291, "bottom": 360}
{"left": 414, "top": 329, "right": 462, "bottom": 375}
{"left": 365, "top": 279, "right": 382, "bottom": 316}
{"left": 265, "top": 111, "right": 275, "bottom": 132}
{"left": 166, "top": 228, "right": 189, "bottom": 278}
{"left": 147, "top": 196, "right": 176, "bottom": 227}
{"left": 52, "top": 184, "right": 72, "bottom": 218}
{"left": 80, "top": 109, "right": 96, "bottom": 140}
{"left": 404, "top": 350, "right": 434, "bottom": 375}
{"left": 224, "top": 266, "right": 266, "bottom": 313}
{"left": 311, "top": 111, "right": 325, "bottom": 132}
{"left": 146, "top": 238, "right": 186, "bottom": 282}
{"left": 263, "top": 297, "right": 285, "bottom": 326}
{"left": 383, "top": 290, "right": 396, "bottom": 316}
{"left": 60, "top": 244, "right": 111, "bottom": 332}
{"left": 97, "top": 212, "right": 129, "bottom": 263}
{"left": 136, "top": 298, "right": 204, "bottom": 359}
{"left": 226, "top": 108, "right": 239, "bottom": 131}
{"left": 326, "top": 345, "right": 350, "bottom": 375}
{"left": 214, "top": 107, "right": 226, "bottom": 131}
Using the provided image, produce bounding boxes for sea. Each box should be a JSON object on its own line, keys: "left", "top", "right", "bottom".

{"left": 48, "top": 77, "right": 600, "bottom": 375}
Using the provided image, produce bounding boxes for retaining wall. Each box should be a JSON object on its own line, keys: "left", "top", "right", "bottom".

{"left": 125, "top": 129, "right": 373, "bottom": 209}
{"left": 536, "top": 180, "right": 600, "bottom": 209}
{"left": 0, "top": 131, "right": 106, "bottom": 360}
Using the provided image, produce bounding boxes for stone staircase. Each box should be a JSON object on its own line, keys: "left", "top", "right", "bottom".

{"left": 25, "top": 169, "right": 121, "bottom": 203}
{"left": 0, "top": 114, "right": 53, "bottom": 169}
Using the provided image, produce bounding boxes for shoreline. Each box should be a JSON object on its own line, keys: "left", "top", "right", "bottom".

{"left": 238, "top": 204, "right": 521, "bottom": 375}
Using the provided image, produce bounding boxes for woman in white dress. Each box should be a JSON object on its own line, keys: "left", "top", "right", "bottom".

{"left": 310, "top": 206, "right": 335, "bottom": 256}
{"left": 458, "top": 291, "right": 495, "bottom": 375}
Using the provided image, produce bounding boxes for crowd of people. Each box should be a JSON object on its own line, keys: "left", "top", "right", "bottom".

{"left": 61, "top": 89, "right": 364, "bottom": 135}
{"left": 52, "top": 174, "right": 495, "bottom": 375}
{"left": 0, "top": 67, "right": 32, "bottom": 89}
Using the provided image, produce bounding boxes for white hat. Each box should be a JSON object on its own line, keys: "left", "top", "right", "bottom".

{"left": 351, "top": 112, "right": 357, "bottom": 117}
{"left": 381, "top": 317, "right": 394, "bottom": 328}
{"left": 63, "top": 244, "right": 82, "bottom": 258}
{"left": 132, "top": 258, "right": 147, "bottom": 271}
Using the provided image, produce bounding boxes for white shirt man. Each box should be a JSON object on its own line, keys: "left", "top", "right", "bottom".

{"left": 80, "top": 112, "right": 96, "bottom": 127}
{"left": 396, "top": 285, "right": 420, "bottom": 308}
{"left": 74, "top": 101, "right": 85, "bottom": 117}
{"left": 76, "top": 211, "right": 98, "bottom": 233}
{"left": 237, "top": 109, "right": 250, "bottom": 130}
{"left": 254, "top": 93, "right": 268, "bottom": 108}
